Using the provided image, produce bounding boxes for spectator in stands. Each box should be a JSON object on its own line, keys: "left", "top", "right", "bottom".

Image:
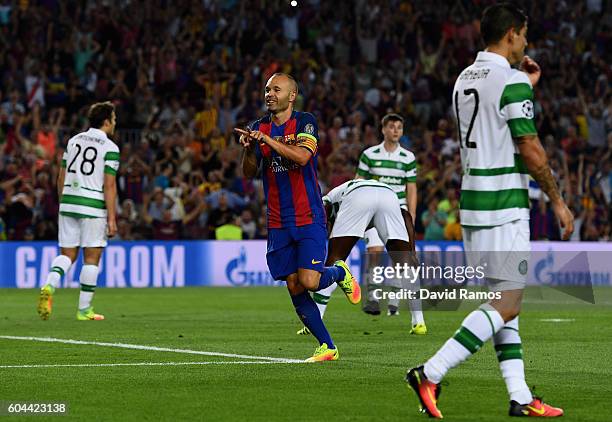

{"left": 142, "top": 191, "right": 205, "bottom": 241}
{"left": 240, "top": 209, "right": 257, "bottom": 240}
{"left": 215, "top": 216, "right": 243, "bottom": 240}
{"left": 206, "top": 192, "right": 237, "bottom": 238}
{"left": 421, "top": 196, "right": 447, "bottom": 241}
{"left": 0, "top": 0, "right": 609, "bottom": 241}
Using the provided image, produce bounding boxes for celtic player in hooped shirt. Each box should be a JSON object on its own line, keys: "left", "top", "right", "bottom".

{"left": 406, "top": 4, "right": 573, "bottom": 419}
{"left": 37, "top": 101, "right": 120, "bottom": 322}
{"left": 238, "top": 73, "right": 360, "bottom": 363}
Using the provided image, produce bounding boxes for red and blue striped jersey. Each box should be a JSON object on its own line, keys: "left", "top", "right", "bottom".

{"left": 251, "top": 111, "right": 325, "bottom": 229}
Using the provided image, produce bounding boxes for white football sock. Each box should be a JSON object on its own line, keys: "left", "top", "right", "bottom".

{"left": 78, "top": 265, "right": 99, "bottom": 310}
{"left": 424, "top": 304, "right": 504, "bottom": 383}
{"left": 407, "top": 276, "right": 423, "bottom": 324}
{"left": 494, "top": 316, "right": 533, "bottom": 404}
{"left": 313, "top": 283, "right": 336, "bottom": 318}
{"left": 46, "top": 255, "right": 73, "bottom": 289}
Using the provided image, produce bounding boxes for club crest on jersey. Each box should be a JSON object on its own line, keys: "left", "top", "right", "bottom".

{"left": 521, "top": 100, "right": 534, "bottom": 119}
{"left": 518, "top": 260, "right": 528, "bottom": 275}
{"left": 274, "top": 135, "right": 296, "bottom": 145}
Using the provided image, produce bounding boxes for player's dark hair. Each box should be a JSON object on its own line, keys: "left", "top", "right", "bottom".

{"left": 480, "top": 3, "right": 527, "bottom": 46}
{"left": 88, "top": 101, "right": 115, "bottom": 128}
{"left": 381, "top": 113, "right": 404, "bottom": 127}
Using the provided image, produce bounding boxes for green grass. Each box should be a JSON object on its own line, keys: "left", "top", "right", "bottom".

{"left": 1, "top": 287, "right": 611, "bottom": 421}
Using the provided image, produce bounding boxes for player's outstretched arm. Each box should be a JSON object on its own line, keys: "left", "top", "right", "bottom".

{"left": 516, "top": 134, "right": 574, "bottom": 239}
{"left": 104, "top": 173, "right": 118, "bottom": 237}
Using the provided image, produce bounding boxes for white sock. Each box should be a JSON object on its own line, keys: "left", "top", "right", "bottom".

{"left": 408, "top": 276, "right": 424, "bottom": 324}
{"left": 494, "top": 316, "right": 533, "bottom": 404}
{"left": 424, "top": 304, "right": 504, "bottom": 383}
{"left": 313, "top": 284, "right": 336, "bottom": 318}
{"left": 46, "top": 255, "right": 72, "bottom": 289}
{"left": 78, "top": 265, "right": 99, "bottom": 310}
{"left": 367, "top": 289, "right": 380, "bottom": 303}
{"left": 411, "top": 309, "right": 425, "bottom": 325}
{"left": 388, "top": 287, "right": 400, "bottom": 308}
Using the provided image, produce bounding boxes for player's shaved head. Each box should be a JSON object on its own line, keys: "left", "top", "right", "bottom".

{"left": 269, "top": 73, "right": 298, "bottom": 95}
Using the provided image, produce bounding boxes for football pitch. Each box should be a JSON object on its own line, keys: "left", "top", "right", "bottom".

{"left": 1, "top": 287, "right": 611, "bottom": 421}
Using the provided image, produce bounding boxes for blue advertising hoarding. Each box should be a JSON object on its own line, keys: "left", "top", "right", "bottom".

{"left": 0, "top": 240, "right": 610, "bottom": 288}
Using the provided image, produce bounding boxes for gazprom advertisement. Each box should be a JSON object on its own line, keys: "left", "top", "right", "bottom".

{"left": 0, "top": 241, "right": 610, "bottom": 288}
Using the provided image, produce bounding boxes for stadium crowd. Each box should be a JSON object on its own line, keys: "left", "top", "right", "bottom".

{"left": 0, "top": 0, "right": 610, "bottom": 242}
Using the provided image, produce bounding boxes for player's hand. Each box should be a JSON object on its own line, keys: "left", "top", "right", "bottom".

{"left": 234, "top": 128, "right": 255, "bottom": 149}
{"left": 519, "top": 55, "right": 541, "bottom": 87}
{"left": 551, "top": 200, "right": 574, "bottom": 240}
{"left": 247, "top": 130, "right": 273, "bottom": 145}
{"left": 107, "top": 218, "right": 118, "bottom": 238}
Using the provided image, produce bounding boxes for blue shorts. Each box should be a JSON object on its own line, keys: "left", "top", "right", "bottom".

{"left": 267, "top": 223, "right": 327, "bottom": 281}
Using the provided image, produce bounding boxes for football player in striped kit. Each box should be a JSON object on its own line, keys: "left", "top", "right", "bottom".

{"left": 38, "top": 101, "right": 120, "bottom": 321}
{"left": 356, "top": 113, "right": 418, "bottom": 318}
{"left": 406, "top": 4, "right": 573, "bottom": 418}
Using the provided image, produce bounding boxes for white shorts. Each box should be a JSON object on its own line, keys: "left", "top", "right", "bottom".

{"left": 331, "top": 186, "right": 408, "bottom": 246}
{"left": 364, "top": 228, "right": 384, "bottom": 249}
{"left": 462, "top": 219, "right": 530, "bottom": 291}
{"left": 59, "top": 215, "right": 108, "bottom": 248}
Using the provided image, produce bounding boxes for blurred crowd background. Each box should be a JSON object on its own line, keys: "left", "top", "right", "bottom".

{"left": 0, "top": 0, "right": 610, "bottom": 242}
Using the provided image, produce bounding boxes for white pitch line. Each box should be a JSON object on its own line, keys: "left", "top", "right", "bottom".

{"left": 539, "top": 318, "right": 576, "bottom": 322}
{"left": 0, "top": 361, "right": 296, "bottom": 369}
{"left": 0, "top": 336, "right": 303, "bottom": 363}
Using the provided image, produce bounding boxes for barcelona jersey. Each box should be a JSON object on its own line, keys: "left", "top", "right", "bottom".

{"left": 250, "top": 111, "right": 325, "bottom": 229}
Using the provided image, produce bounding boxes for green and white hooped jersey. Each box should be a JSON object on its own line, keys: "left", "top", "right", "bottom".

{"left": 60, "top": 128, "right": 120, "bottom": 218}
{"left": 356, "top": 142, "right": 416, "bottom": 208}
{"left": 454, "top": 51, "right": 536, "bottom": 227}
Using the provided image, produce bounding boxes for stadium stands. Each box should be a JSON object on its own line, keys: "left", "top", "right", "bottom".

{"left": 0, "top": 0, "right": 610, "bottom": 241}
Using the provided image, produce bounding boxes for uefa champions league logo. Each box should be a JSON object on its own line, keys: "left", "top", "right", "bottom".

{"left": 521, "top": 100, "right": 534, "bottom": 119}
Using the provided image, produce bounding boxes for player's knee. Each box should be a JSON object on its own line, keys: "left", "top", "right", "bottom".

{"left": 286, "top": 277, "right": 305, "bottom": 296}
{"left": 491, "top": 302, "right": 521, "bottom": 322}
{"left": 299, "top": 273, "right": 321, "bottom": 291}
{"left": 501, "top": 307, "right": 521, "bottom": 322}
{"left": 60, "top": 248, "right": 78, "bottom": 262}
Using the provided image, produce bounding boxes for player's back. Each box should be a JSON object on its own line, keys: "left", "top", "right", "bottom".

{"left": 60, "top": 128, "right": 119, "bottom": 218}
{"left": 323, "top": 179, "right": 396, "bottom": 226}
{"left": 454, "top": 51, "right": 536, "bottom": 227}
{"left": 325, "top": 179, "right": 395, "bottom": 206}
